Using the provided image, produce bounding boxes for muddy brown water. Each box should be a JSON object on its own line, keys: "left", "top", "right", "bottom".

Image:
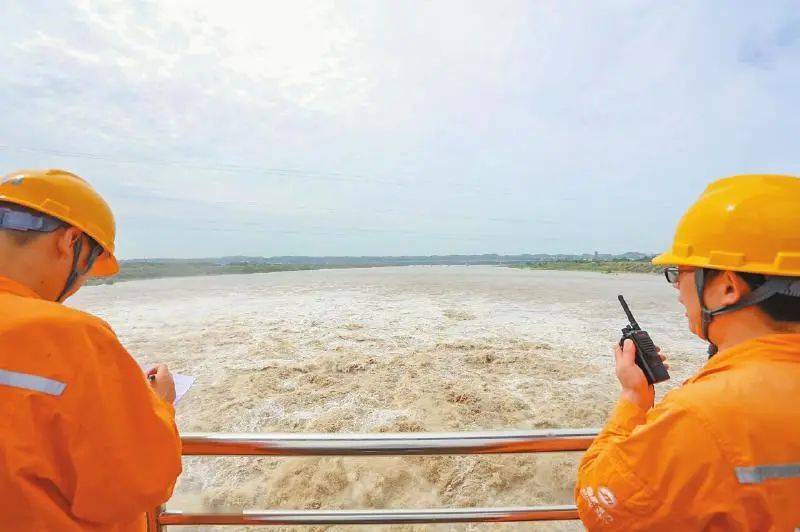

{"left": 71, "top": 266, "right": 706, "bottom": 531}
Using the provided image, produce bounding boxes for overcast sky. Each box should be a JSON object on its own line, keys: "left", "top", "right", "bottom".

{"left": 1, "top": 1, "right": 798, "bottom": 259}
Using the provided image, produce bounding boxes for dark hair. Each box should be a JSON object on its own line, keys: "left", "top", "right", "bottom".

{"left": 706, "top": 269, "right": 800, "bottom": 323}
{"left": 0, "top": 201, "right": 62, "bottom": 247}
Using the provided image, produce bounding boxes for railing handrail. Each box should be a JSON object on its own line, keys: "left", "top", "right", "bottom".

{"left": 157, "top": 505, "right": 580, "bottom": 525}
{"left": 180, "top": 428, "right": 600, "bottom": 455}
{"left": 151, "top": 428, "right": 598, "bottom": 529}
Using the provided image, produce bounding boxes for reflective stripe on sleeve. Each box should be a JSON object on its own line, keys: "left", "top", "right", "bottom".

{"left": 0, "top": 368, "right": 66, "bottom": 396}
{"left": 735, "top": 463, "right": 800, "bottom": 484}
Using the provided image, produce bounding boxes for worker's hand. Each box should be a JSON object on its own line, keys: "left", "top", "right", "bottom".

{"left": 614, "top": 339, "right": 668, "bottom": 411}
{"left": 147, "top": 364, "right": 176, "bottom": 404}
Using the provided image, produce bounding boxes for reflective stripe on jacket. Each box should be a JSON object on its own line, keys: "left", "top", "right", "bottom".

{"left": 576, "top": 333, "right": 800, "bottom": 530}
{"left": 0, "top": 277, "right": 182, "bottom": 531}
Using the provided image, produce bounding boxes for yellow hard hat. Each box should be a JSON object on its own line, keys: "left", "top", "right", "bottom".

{"left": 0, "top": 169, "right": 119, "bottom": 277}
{"left": 652, "top": 174, "right": 800, "bottom": 277}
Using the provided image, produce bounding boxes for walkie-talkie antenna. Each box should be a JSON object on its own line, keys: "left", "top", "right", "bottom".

{"left": 618, "top": 295, "right": 640, "bottom": 330}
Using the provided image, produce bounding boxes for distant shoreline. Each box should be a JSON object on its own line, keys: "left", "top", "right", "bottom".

{"left": 86, "top": 263, "right": 382, "bottom": 286}
{"left": 512, "top": 260, "right": 660, "bottom": 275}
{"left": 87, "top": 258, "right": 659, "bottom": 285}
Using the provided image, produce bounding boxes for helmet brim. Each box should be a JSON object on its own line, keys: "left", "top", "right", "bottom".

{"left": 89, "top": 252, "right": 119, "bottom": 277}
{"left": 652, "top": 250, "right": 800, "bottom": 277}
{"left": 651, "top": 252, "right": 683, "bottom": 266}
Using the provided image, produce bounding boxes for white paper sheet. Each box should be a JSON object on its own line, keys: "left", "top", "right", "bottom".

{"left": 172, "top": 373, "right": 195, "bottom": 403}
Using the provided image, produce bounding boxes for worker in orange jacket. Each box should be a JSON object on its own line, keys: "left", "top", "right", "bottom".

{"left": 0, "top": 169, "right": 182, "bottom": 530}
{"left": 576, "top": 174, "right": 800, "bottom": 530}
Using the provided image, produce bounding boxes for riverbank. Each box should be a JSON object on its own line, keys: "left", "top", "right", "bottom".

{"left": 87, "top": 254, "right": 658, "bottom": 285}
{"left": 87, "top": 262, "right": 378, "bottom": 285}
{"left": 513, "top": 260, "right": 660, "bottom": 275}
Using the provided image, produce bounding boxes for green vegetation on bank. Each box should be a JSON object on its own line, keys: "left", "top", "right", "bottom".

{"left": 85, "top": 254, "right": 661, "bottom": 285}
{"left": 512, "top": 260, "right": 661, "bottom": 274}
{"left": 87, "top": 262, "right": 375, "bottom": 285}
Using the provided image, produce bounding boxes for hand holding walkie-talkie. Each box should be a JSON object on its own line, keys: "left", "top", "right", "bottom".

{"left": 618, "top": 295, "right": 670, "bottom": 385}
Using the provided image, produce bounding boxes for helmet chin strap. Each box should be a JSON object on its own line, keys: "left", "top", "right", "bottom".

{"left": 56, "top": 237, "right": 83, "bottom": 303}
{"left": 695, "top": 269, "right": 719, "bottom": 357}
{"left": 56, "top": 236, "right": 103, "bottom": 303}
{"left": 694, "top": 268, "right": 800, "bottom": 357}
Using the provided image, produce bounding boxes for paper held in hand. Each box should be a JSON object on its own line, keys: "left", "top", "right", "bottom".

{"left": 172, "top": 373, "right": 195, "bottom": 403}
{"left": 139, "top": 363, "right": 195, "bottom": 403}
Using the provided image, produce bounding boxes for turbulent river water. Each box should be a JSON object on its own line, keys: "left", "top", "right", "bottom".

{"left": 71, "top": 266, "right": 706, "bottom": 531}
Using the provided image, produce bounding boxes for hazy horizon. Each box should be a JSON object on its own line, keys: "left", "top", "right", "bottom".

{"left": 119, "top": 251, "right": 654, "bottom": 262}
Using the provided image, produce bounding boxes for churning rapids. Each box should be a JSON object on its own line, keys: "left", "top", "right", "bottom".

{"left": 71, "top": 266, "right": 705, "bottom": 531}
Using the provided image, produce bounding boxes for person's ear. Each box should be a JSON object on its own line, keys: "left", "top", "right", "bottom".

{"left": 55, "top": 227, "right": 82, "bottom": 259}
{"left": 719, "top": 270, "right": 749, "bottom": 307}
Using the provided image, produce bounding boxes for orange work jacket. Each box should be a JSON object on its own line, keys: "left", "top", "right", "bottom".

{"left": 576, "top": 333, "right": 800, "bottom": 530}
{"left": 0, "top": 277, "right": 182, "bottom": 531}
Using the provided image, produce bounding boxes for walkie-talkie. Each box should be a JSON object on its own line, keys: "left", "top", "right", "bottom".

{"left": 618, "top": 295, "right": 670, "bottom": 385}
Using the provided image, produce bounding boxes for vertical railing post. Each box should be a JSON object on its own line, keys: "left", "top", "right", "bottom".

{"left": 147, "top": 504, "right": 165, "bottom": 532}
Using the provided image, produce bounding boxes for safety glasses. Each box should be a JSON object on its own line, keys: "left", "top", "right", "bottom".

{"left": 664, "top": 267, "right": 679, "bottom": 285}
{"left": 664, "top": 266, "right": 696, "bottom": 286}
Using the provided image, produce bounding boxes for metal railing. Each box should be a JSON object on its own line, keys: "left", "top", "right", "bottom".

{"left": 148, "top": 428, "right": 599, "bottom": 530}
